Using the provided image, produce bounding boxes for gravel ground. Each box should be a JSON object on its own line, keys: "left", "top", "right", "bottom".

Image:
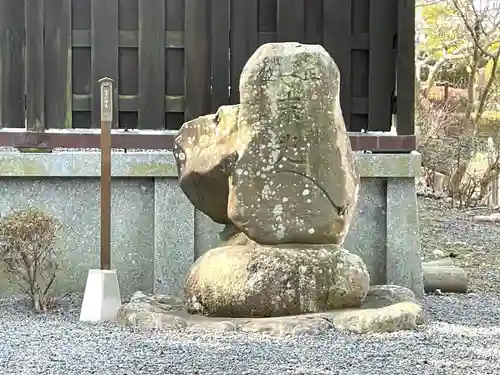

{"left": 419, "top": 196, "right": 500, "bottom": 293}
{"left": 0, "top": 293, "right": 500, "bottom": 375}
{"left": 1, "top": 196, "right": 500, "bottom": 374}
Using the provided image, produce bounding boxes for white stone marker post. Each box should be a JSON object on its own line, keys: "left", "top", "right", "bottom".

{"left": 80, "top": 77, "right": 122, "bottom": 322}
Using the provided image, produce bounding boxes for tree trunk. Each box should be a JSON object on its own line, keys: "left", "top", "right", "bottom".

{"left": 448, "top": 43, "right": 480, "bottom": 193}
{"left": 449, "top": 159, "right": 469, "bottom": 195}
{"left": 479, "top": 161, "right": 500, "bottom": 201}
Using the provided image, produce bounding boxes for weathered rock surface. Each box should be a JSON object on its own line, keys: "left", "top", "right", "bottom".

{"left": 117, "top": 286, "right": 424, "bottom": 335}
{"left": 169, "top": 42, "right": 406, "bottom": 324}
{"left": 421, "top": 258, "right": 468, "bottom": 294}
{"left": 173, "top": 105, "right": 240, "bottom": 224}
{"left": 173, "top": 42, "right": 359, "bottom": 245}
{"left": 230, "top": 43, "right": 359, "bottom": 245}
{"left": 184, "top": 244, "right": 369, "bottom": 318}
{"left": 423, "top": 265, "right": 468, "bottom": 293}
{"left": 473, "top": 213, "right": 500, "bottom": 223}
{"left": 361, "top": 284, "right": 418, "bottom": 308}
{"left": 330, "top": 302, "right": 424, "bottom": 334}
{"left": 116, "top": 292, "right": 188, "bottom": 330}
{"left": 422, "top": 259, "right": 454, "bottom": 268}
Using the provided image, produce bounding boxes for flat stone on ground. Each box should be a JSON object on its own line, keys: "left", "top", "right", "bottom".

{"left": 117, "top": 285, "right": 424, "bottom": 335}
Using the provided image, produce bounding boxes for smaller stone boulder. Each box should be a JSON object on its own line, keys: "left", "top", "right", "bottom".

{"left": 184, "top": 244, "right": 370, "bottom": 318}
{"left": 423, "top": 265, "right": 468, "bottom": 293}
{"left": 422, "top": 259, "right": 454, "bottom": 267}
{"left": 473, "top": 213, "right": 500, "bottom": 222}
{"left": 173, "top": 105, "right": 240, "bottom": 225}
{"left": 117, "top": 292, "right": 187, "bottom": 330}
{"left": 361, "top": 285, "right": 418, "bottom": 309}
{"left": 331, "top": 301, "right": 424, "bottom": 334}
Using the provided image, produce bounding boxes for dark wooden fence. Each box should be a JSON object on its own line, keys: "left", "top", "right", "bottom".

{"left": 0, "top": 0, "right": 416, "bottom": 151}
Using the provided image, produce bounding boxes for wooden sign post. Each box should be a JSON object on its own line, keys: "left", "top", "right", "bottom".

{"left": 80, "top": 77, "right": 121, "bottom": 322}
{"left": 99, "top": 77, "right": 114, "bottom": 270}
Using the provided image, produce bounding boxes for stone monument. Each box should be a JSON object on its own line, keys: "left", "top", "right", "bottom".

{"left": 117, "top": 43, "right": 424, "bottom": 334}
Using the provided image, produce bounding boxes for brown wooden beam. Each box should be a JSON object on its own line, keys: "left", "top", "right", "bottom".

{"left": 0, "top": 131, "right": 416, "bottom": 152}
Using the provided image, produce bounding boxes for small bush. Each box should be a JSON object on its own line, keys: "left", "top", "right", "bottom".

{"left": 0, "top": 208, "right": 60, "bottom": 312}
{"left": 417, "top": 100, "right": 500, "bottom": 208}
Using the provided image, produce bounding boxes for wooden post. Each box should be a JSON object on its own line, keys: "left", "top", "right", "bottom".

{"left": 99, "top": 77, "right": 114, "bottom": 270}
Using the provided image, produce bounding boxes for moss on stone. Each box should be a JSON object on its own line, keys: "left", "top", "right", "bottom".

{"left": 127, "top": 162, "right": 177, "bottom": 177}
{"left": 17, "top": 148, "right": 53, "bottom": 153}
{"left": 356, "top": 154, "right": 421, "bottom": 178}
{"left": 0, "top": 157, "right": 49, "bottom": 175}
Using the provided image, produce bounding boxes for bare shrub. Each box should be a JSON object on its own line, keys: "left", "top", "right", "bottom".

{"left": 0, "top": 208, "right": 61, "bottom": 312}
{"left": 417, "top": 100, "right": 461, "bottom": 176}
{"left": 451, "top": 169, "right": 484, "bottom": 208}
{"left": 417, "top": 100, "right": 500, "bottom": 208}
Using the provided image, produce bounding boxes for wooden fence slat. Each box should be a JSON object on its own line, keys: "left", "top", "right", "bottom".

{"left": 230, "top": 0, "right": 258, "bottom": 103}
{"left": 45, "top": 0, "right": 72, "bottom": 129}
{"left": 70, "top": 0, "right": 91, "bottom": 129}
{"left": 91, "top": 0, "right": 119, "bottom": 128}
{"left": 304, "top": 0, "right": 323, "bottom": 44}
{"left": 138, "top": 0, "right": 165, "bottom": 129}
{"left": 259, "top": 0, "right": 276, "bottom": 31}
{"left": 277, "top": 0, "right": 305, "bottom": 42}
{"left": 0, "top": 0, "right": 412, "bottom": 139}
{"left": 165, "top": 0, "right": 185, "bottom": 130}
{"left": 258, "top": 0, "right": 276, "bottom": 44}
{"left": 0, "top": 0, "right": 25, "bottom": 128}
{"left": 396, "top": 0, "right": 415, "bottom": 135}
{"left": 368, "top": 0, "right": 397, "bottom": 132}
{"left": 117, "top": 0, "right": 138, "bottom": 130}
{"left": 322, "top": 0, "right": 352, "bottom": 129}
{"left": 26, "top": 0, "right": 45, "bottom": 131}
{"left": 184, "top": 0, "right": 211, "bottom": 120}
{"left": 210, "top": 0, "right": 230, "bottom": 112}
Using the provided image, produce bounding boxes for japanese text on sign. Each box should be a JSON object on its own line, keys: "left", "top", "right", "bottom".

{"left": 100, "top": 83, "right": 113, "bottom": 122}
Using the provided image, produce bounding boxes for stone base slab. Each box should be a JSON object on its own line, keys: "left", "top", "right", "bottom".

{"left": 117, "top": 285, "right": 424, "bottom": 335}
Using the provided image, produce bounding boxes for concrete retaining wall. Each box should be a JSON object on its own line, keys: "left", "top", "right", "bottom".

{"left": 0, "top": 151, "right": 423, "bottom": 297}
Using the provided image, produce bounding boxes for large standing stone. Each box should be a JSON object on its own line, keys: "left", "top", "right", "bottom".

{"left": 184, "top": 244, "right": 370, "bottom": 318}
{"left": 167, "top": 42, "right": 423, "bottom": 324}
{"left": 173, "top": 43, "right": 360, "bottom": 245}
{"left": 227, "top": 43, "right": 359, "bottom": 245}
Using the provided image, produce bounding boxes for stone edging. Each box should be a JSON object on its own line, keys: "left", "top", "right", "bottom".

{"left": 0, "top": 151, "right": 421, "bottom": 178}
